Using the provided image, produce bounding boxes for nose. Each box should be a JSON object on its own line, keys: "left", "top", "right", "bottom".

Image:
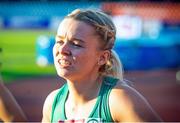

{"left": 58, "top": 42, "right": 72, "bottom": 56}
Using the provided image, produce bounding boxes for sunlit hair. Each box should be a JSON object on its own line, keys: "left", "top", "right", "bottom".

{"left": 65, "top": 9, "right": 123, "bottom": 80}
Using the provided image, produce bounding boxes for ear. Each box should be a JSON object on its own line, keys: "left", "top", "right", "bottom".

{"left": 98, "top": 50, "right": 110, "bottom": 66}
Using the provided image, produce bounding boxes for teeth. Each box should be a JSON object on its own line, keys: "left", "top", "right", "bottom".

{"left": 59, "top": 59, "right": 71, "bottom": 66}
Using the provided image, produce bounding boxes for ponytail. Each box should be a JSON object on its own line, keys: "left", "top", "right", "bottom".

{"left": 110, "top": 50, "right": 123, "bottom": 80}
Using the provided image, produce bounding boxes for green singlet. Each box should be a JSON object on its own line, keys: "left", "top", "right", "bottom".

{"left": 51, "top": 76, "right": 119, "bottom": 123}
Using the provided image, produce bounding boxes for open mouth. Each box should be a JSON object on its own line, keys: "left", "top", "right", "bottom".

{"left": 58, "top": 59, "right": 71, "bottom": 67}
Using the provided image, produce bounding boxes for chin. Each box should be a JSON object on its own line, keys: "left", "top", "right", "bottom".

{"left": 57, "top": 70, "right": 72, "bottom": 79}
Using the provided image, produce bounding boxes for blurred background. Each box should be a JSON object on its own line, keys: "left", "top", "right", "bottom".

{"left": 0, "top": 0, "right": 180, "bottom": 122}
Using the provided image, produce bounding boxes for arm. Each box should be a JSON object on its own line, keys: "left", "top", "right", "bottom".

{"left": 109, "top": 83, "right": 162, "bottom": 122}
{"left": 0, "top": 77, "right": 27, "bottom": 122}
{"left": 42, "top": 89, "right": 59, "bottom": 122}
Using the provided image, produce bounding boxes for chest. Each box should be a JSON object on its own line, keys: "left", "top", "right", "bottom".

{"left": 65, "top": 98, "right": 97, "bottom": 119}
{"left": 51, "top": 78, "right": 117, "bottom": 122}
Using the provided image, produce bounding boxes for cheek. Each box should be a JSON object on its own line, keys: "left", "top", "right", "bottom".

{"left": 73, "top": 51, "right": 85, "bottom": 61}
{"left": 73, "top": 50, "right": 98, "bottom": 65}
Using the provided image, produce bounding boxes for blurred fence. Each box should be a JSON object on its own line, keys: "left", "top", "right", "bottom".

{"left": 0, "top": 1, "right": 180, "bottom": 81}
{"left": 102, "top": 2, "right": 180, "bottom": 70}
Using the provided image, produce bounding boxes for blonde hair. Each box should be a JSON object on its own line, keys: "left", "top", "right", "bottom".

{"left": 66, "top": 9, "right": 123, "bottom": 80}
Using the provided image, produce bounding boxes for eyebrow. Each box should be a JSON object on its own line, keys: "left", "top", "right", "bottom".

{"left": 56, "top": 36, "right": 65, "bottom": 40}
{"left": 56, "top": 35, "right": 85, "bottom": 44}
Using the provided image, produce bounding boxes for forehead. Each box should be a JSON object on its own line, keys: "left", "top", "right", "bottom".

{"left": 57, "top": 18, "right": 96, "bottom": 39}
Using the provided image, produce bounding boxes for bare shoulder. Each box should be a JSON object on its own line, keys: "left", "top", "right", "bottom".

{"left": 42, "top": 89, "right": 60, "bottom": 122}
{"left": 109, "top": 80, "right": 162, "bottom": 122}
{"left": 45, "top": 89, "right": 60, "bottom": 103}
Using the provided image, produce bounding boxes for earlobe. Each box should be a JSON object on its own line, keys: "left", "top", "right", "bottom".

{"left": 98, "top": 60, "right": 104, "bottom": 65}
{"left": 97, "top": 55, "right": 105, "bottom": 66}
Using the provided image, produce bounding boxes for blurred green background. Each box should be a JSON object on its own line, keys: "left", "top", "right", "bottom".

{"left": 0, "top": 1, "right": 179, "bottom": 83}
{"left": 0, "top": 2, "right": 101, "bottom": 83}
{"left": 0, "top": 29, "right": 56, "bottom": 82}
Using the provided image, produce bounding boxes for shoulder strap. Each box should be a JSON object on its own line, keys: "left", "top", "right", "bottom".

{"left": 51, "top": 84, "right": 68, "bottom": 122}
{"left": 101, "top": 76, "right": 119, "bottom": 122}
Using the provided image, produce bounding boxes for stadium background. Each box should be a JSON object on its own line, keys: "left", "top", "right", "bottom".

{"left": 0, "top": 1, "right": 180, "bottom": 122}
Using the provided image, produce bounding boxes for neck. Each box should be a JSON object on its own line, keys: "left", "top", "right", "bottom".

{"left": 66, "top": 73, "right": 103, "bottom": 105}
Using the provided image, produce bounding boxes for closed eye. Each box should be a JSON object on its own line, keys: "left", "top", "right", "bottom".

{"left": 72, "top": 41, "right": 82, "bottom": 47}
{"left": 71, "top": 41, "right": 83, "bottom": 48}
{"left": 56, "top": 40, "right": 64, "bottom": 46}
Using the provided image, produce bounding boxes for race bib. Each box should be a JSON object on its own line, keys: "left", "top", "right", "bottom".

{"left": 59, "top": 118, "right": 103, "bottom": 123}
